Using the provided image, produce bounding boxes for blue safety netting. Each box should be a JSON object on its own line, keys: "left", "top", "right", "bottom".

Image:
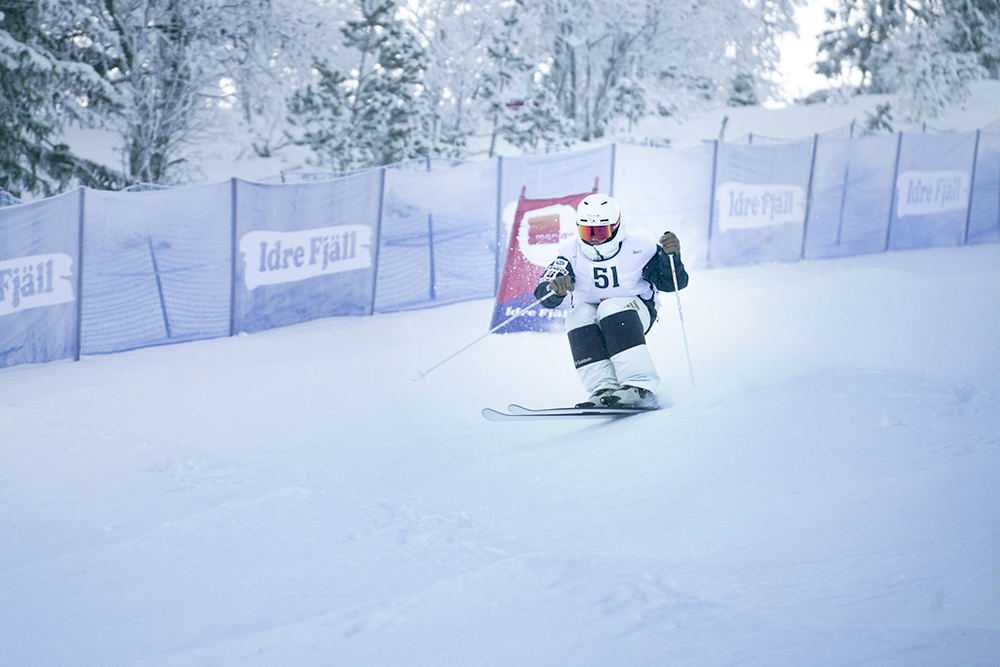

{"left": 80, "top": 183, "right": 233, "bottom": 354}
{"left": 500, "top": 145, "right": 614, "bottom": 207}
{"left": 613, "top": 142, "right": 715, "bottom": 269}
{"left": 234, "top": 173, "right": 383, "bottom": 334}
{"left": 709, "top": 138, "right": 815, "bottom": 267}
{"left": 968, "top": 130, "right": 1000, "bottom": 245}
{"left": 0, "top": 191, "right": 82, "bottom": 368}
{"left": 4, "top": 121, "right": 1000, "bottom": 369}
{"left": 804, "top": 133, "right": 900, "bottom": 259}
{"left": 888, "top": 132, "right": 979, "bottom": 251}
{"left": 376, "top": 159, "right": 500, "bottom": 312}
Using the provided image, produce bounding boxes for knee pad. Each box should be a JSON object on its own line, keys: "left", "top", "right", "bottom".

{"left": 567, "top": 323, "right": 609, "bottom": 369}
{"left": 599, "top": 309, "right": 646, "bottom": 357}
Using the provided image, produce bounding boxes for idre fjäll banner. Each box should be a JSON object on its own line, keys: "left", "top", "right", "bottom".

{"left": 490, "top": 185, "right": 597, "bottom": 334}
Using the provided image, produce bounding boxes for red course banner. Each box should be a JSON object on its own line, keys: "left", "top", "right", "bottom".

{"left": 490, "top": 186, "right": 596, "bottom": 334}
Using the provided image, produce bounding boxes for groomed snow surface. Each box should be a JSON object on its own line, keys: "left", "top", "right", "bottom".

{"left": 2, "top": 244, "right": 999, "bottom": 666}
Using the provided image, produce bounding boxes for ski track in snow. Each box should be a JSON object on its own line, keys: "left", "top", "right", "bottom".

{"left": 2, "top": 245, "right": 1000, "bottom": 665}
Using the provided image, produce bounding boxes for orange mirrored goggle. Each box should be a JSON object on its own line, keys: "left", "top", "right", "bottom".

{"left": 578, "top": 222, "right": 619, "bottom": 245}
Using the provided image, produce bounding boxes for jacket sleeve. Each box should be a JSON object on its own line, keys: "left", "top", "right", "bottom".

{"left": 641, "top": 248, "right": 689, "bottom": 293}
{"left": 534, "top": 256, "right": 574, "bottom": 308}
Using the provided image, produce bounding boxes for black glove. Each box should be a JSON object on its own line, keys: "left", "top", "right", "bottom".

{"left": 659, "top": 231, "right": 680, "bottom": 258}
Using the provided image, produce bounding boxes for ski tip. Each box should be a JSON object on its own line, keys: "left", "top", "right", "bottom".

{"left": 481, "top": 407, "right": 518, "bottom": 421}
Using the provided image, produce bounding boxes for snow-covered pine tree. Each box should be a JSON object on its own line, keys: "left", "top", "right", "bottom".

{"left": 939, "top": 0, "right": 1000, "bottom": 79}
{"left": 287, "top": 0, "right": 429, "bottom": 171}
{"left": 220, "top": 0, "right": 351, "bottom": 159}
{"left": 533, "top": 0, "right": 646, "bottom": 140}
{"left": 816, "top": 0, "right": 990, "bottom": 121}
{"left": 5, "top": 0, "right": 336, "bottom": 191}
{"left": 41, "top": 0, "right": 296, "bottom": 186}
{"left": 100, "top": 0, "right": 292, "bottom": 184}
{"left": 891, "top": 20, "right": 982, "bottom": 120}
{"left": 526, "top": 0, "right": 796, "bottom": 142}
{"left": 473, "top": 0, "right": 543, "bottom": 156}
{"left": 0, "top": 0, "right": 123, "bottom": 196}
{"left": 816, "top": 0, "right": 908, "bottom": 92}
{"left": 499, "top": 81, "right": 576, "bottom": 152}
{"left": 406, "top": 0, "right": 498, "bottom": 158}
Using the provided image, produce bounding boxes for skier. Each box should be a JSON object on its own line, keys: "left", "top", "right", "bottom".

{"left": 533, "top": 194, "right": 689, "bottom": 408}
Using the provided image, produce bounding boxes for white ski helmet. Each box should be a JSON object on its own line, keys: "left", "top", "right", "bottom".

{"left": 576, "top": 194, "right": 624, "bottom": 258}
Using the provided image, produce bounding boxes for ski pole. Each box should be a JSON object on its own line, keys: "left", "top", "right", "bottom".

{"left": 668, "top": 252, "right": 696, "bottom": 390}
{"left": 414, "top": 290, "right": 555, "bottom": 381}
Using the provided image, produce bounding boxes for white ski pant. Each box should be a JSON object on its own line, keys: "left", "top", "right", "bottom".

{"left": 565, "top": 296, "right": 659, "bottom": 394}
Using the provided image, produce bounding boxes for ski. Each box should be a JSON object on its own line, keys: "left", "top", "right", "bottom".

{"left": 482, "top": 404, "right": 658, "bottom": 421}
{"left": 507, "top": 403, "right": 659, "bottom": 416}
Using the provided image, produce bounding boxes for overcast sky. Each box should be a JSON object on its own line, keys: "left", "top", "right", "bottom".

{"left": 775, "top": 0, "right": 836, "bottom": 101}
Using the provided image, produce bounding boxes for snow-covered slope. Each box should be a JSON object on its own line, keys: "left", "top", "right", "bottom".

{"left": 2, "top": 243, "right": 999, "bottom": 665}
